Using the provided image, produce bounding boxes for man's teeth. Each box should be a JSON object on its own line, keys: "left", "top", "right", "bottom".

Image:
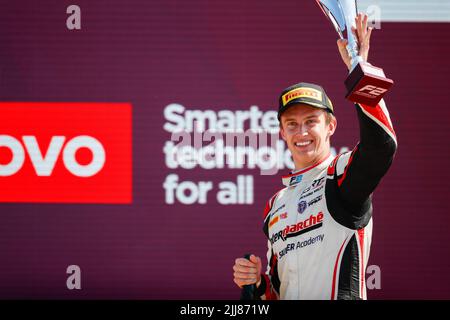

{"left": 295, "top": 141, "right": 312, "bottom": 146}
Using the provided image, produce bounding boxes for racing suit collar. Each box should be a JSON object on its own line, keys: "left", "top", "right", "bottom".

{"left": 282, "top": 154, "right": 333, "bottom": 187}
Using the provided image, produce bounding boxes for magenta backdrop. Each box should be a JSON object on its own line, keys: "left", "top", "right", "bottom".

{"left": 0, "top": 0, "right": 449, "bottom": 299}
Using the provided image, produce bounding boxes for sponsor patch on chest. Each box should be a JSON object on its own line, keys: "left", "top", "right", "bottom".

{"left": 270, "top": 212, "right": 324, "bottom": 245}
{"left": 297, "top": 194, "right": 323, "bottom": 214}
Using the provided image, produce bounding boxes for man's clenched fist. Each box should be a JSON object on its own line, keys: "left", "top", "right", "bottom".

{"left": 233, "top": 254, "right": 262, "bottom": 288}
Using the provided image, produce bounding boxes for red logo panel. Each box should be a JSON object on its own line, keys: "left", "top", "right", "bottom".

{"left": 0, "top": 102, "right": 132, "bottom": 203}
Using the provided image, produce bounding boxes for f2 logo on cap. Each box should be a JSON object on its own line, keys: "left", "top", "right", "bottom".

{"left": 0, "top": 102, "right": 132, "bottom": 203}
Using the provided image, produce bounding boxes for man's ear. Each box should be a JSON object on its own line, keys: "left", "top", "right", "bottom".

{"left": 280, "top": 123, "right": 287, "bottom": 142}
{"left": 328, "top": 116, "right": 337, "bottom": 138}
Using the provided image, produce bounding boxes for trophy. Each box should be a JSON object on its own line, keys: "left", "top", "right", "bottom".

{"left": 316, "top": 0, "right": 393, "bottom": 106}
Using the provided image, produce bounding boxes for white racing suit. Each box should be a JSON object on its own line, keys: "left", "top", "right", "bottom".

{"left": 256, "top": 101, "right": 397, "bottom": 300}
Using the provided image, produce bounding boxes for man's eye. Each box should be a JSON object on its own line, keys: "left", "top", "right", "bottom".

{"left": 287, "top": 122, "right": 297, "bottom": 127}
{"left": 306, "top": 119, "right": 316, "bottom": 125}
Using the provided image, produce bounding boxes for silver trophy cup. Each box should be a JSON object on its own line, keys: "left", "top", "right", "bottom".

{"left": 316, "top": 0, "right": 393, "bottom": 106}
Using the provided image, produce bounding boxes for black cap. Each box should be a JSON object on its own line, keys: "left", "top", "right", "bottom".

{"left": 278, "top": 82, "right": 334, "bottom": 120}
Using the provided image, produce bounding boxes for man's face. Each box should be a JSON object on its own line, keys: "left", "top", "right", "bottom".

{"left": 280, "top": 104, "right": 337, "bottom": 169}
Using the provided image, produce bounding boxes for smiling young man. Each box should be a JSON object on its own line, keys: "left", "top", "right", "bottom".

{"left": 233, "top": 13, "right": 397, "bottom": 300}
{"left": 279, "top": 86, "right": 337, "bottom": 171}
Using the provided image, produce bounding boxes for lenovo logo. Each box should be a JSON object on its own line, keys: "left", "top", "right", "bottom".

{"left": 0, "top": 102, "right": 132, "bottom": 203}
{"left": 0, "top": 135, "right": 105, "bottom": 177}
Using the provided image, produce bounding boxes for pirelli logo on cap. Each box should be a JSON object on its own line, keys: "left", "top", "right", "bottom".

{"left": 282, "top": 87, "right": 323, "bottom": 106}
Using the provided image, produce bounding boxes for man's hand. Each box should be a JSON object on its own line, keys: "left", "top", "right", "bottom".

{"left": 233, "top": 254, "right": 262, "bottom": 288}
{"left": 337, "top": 13, "right": 373, "bottom": 70}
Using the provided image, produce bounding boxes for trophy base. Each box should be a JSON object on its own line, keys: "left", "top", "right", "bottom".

{"left": 345, "top": 62, "right": 394, "bottom": 106}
